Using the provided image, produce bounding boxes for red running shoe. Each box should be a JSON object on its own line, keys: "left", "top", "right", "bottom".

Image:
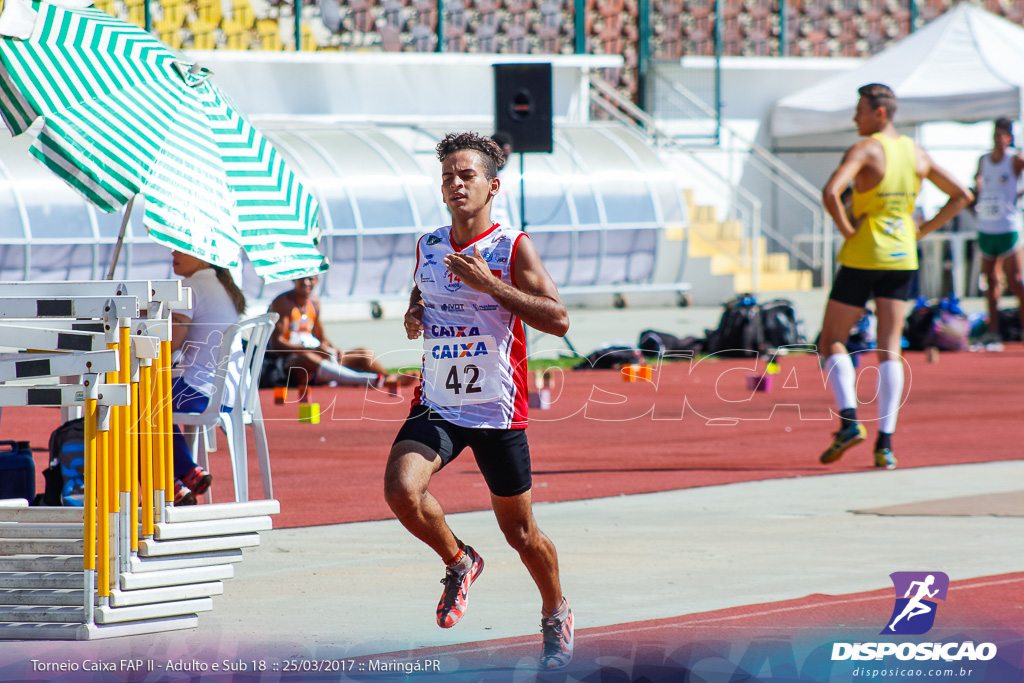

{"left": 182, "top": 465, "right": 212, "bottom": 496}
{"left": 436, "top": 545, "right": 484, "bottom": 628}
{"left": 173, "top": 481, "right": 196, "bottom": 506}
{"left": 539, "top": 600, "right": 574, "bottom": 670}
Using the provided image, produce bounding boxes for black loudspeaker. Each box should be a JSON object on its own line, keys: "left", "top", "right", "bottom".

{"left": 494, "top": 63, "right": 553, "bottom": 154}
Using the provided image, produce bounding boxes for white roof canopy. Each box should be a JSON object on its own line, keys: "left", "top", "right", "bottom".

{"left": 771, "top": 4, "right": 1024, "bottom": 138}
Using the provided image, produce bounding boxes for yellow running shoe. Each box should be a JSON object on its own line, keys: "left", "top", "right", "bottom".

{"left": 819, "top": 423, "right": 867, "bottom": 464}
{"left": 874, "top": 448, "right": 897, "bottom": 470}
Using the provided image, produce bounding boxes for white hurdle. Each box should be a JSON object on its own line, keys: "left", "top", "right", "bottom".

{"left": 0, "top": 280, "right": 280, "bottom": 640}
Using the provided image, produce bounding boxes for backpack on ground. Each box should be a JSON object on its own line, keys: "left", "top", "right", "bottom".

{"left": 259, "top": 349, "right": 288, "bottom": 388}
{"left": 926, "top": 308, "right": 970, "bottom": 351}
{"left": 759, "top": 299, "right": 807, "bottom": 349}
{"left": 0, "top": 440, "right": 35, "bottom": 503}
{"left": 637, "top": 330, "right": 701, "bottom": 359}
{"left": 998, "top": 307, "right": 1022, "bottom": 342}
{"left": 847, "top": 309, "right": 877, "bottom": 353}
{"left": 903, "top": 296, "right": 970, "bottom": 352}
{"left": 704, "top": 294, "right": 764, "bottom": 358}
{"left": 902, "top": 300, "right": 935, "bottom": 351}
{"left": 37, "top": 418, "right": 85, "bottom": 507}
{"left": 573, "top": 345, "right": 645, "bottom": 370}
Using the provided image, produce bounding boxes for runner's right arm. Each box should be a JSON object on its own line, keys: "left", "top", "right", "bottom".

{"left": 404, "top": 285, "right": 425, "bottom": 340}
{"left": 823, "top": 142, "right": 872, "bottom": 239}
{"left": 444, "top": 239, "right": 569, "bottom": 337}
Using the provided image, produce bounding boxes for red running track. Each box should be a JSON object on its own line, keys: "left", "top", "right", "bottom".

{"left": 5, "top": 346, "right": 1022, "bottom": 529}
{"left": 380, "top": 573, "right": 1024, "bottom": 681}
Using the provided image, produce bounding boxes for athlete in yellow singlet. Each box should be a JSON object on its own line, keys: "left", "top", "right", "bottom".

{"left": 839, "top": 133, "right": 920, "bottom": 271}
{"left": 818, "top": 83, "right": 972, "bottom": 470}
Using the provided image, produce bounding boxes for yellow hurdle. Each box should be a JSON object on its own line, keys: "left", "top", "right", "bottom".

{"left": 152, "top": 345, "right": 166, "bottom": 508}
{"left": 161, "top": 340, "right": 173, "bottom": 502}
{"left": 140, "top": 363, "right": 154, "bottom": 538}
{"left": 129, "top": 377, "right": 140, "bottom": 552}
{"left": 119, "top": 327, "right": 135, "bottom": 560}
{"left": 119, "top": 326, "right": 131, "bottom": 496}
{"left": 97, "top": 425, "right": 110, "bottom": 598}
{"left": 83, "top": 395, "right": 97, "bottom": 574}
{"left": 106, "top": 344, "right": 120, "bottom": 515}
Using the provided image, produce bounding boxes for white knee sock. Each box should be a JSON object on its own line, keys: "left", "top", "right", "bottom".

{"left": 315, "top": 358, "right": 378, "bottom": 386}
{"left": 876, "top": 359, "right": 904, "bottom": 434}
{"left": 824, "top": 353, "right": 858, "bottom": 411}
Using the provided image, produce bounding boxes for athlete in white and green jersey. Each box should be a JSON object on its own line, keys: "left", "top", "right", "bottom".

{"left": 974, "top": 118, "right": 1024, "bottom": 342}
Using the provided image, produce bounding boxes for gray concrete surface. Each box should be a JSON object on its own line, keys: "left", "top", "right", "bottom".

{"left": 194, "top": 460, "right": 1024, "bottom": 657}
{"left": 10, "top": 460, "right": 1017, "bottom": 664}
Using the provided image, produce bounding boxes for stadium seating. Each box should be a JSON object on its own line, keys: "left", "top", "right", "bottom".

{"left": 90, "top": 0, "right": 1024, "bottom": 69}
{"left": 255, "top": 17, "right": 283, "bottom": 49}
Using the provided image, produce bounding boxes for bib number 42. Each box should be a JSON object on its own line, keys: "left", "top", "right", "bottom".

{"left": 424, "top": 334, "right": 501, "bottom": 406}
{"left": 445, "top": 364, "right": 483, "bottom": 395}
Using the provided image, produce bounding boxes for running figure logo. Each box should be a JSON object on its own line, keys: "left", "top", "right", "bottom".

{"left": 882, "top": 571, "right": 949, "bottom": 635}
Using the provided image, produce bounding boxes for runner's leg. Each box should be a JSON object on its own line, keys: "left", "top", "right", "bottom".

{"left": 1002, "top": 246, "right": 1024, "bottom": 333}
{"left": 820, "top": 298, "right": 865, "bottom": 418}
{"left": 981, "top": 256, "right": 1001, "bottom": 335}
{"left": 491, "top": 490, "right": 563, "bottom": 613}
{"left": 384, "top": 441, "right": 460, "bottom": 561}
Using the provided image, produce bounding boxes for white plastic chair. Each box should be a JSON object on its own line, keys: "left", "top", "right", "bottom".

{"left": 173, "top": 312, "right": 279, "bottom": 503}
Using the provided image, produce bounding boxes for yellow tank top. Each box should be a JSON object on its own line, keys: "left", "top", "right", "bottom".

{"left": 839, "top": 133, "right": 920, "bottom": 270}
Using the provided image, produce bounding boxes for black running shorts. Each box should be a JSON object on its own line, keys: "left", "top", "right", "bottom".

{"left": 392, "top": 404, "right": 532, "bottom": 497}
{"left": 829, "top": 266, "right": 916, "bottom": 308}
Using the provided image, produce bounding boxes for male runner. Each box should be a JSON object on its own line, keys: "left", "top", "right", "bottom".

{"left": 383, "top": 132, "right": 573, "bottom": 670}
{"left": 973, "top": 118, "right": 1024, "bottom": 343}
{"left": 818, "top": 83, "right": 972, "bottom": 469}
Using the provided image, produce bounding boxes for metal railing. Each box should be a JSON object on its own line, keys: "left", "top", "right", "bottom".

{"left": 653, "top": 73, "right": 832, "bottom": 284}
{"left": 590, "top": 74, "right": 767, "bottom": 292}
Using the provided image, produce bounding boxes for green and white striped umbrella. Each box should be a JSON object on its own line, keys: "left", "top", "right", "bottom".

{"left": 0, "top": 0, "right": 328, "bottom": 282}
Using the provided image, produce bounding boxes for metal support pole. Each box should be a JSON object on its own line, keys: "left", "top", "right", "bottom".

{"left": 437, "top": 0, "right": 445, "bottom": 52}
{"left": 909, "top": 0, "right": 917, "bottom": 33}
{"left": 637, "top": 0, "right": 650, "bottom": 110}
{"left": 778, "top": 0, "right": 787, "bottom": 57}
{"left": 294, "top": 0, "right": 301, "bottom": 50}
{"left": 574, "top": 0, "right": 585, "bottom": 54}
{"left": 714, "top": 0, "right": 723, "bottom": 144}
{"left": 519, "top": 153, "right": 526, "bottom": 232}
{"left": 106, "top": 196, "right": 134, "bottom": 281}
{"left": 144, "top": 0, "right": 151, "bottom": 33}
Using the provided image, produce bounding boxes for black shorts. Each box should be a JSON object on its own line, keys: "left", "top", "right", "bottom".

{"left": 829, "top": 266, "right": 916, "bottom": 308}
{"left": 392, "top": 404, "right": 532, "bottom": 497}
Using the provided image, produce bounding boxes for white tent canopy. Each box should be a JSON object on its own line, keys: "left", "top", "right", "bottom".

{"left": 771, "top": 4, "right": 1024, "bottom": 138}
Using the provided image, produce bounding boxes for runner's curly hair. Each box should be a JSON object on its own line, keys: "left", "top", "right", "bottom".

{"left": 436, "top": 132, "right": 507, "bottom": 179}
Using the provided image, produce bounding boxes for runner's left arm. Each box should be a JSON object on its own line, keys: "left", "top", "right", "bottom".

{"left": 444, "top": 239, "right": 569, "bottom": 337}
